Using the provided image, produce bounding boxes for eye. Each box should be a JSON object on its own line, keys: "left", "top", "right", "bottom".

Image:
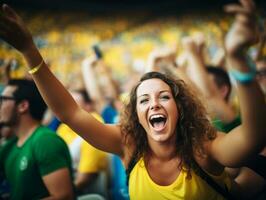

{"left": 139, "top": 98, "right": 148, "bottom": 104}
{"left": 160, "top": 95, "right": 170, "bottom": 100}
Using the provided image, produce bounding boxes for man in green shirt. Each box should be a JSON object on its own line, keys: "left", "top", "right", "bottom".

{"left": 0, "top": 79, "right": 74, "bottom": 200}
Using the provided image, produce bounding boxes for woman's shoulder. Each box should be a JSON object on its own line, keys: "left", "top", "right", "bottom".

{"left": 120, "top": 134, "right": 136, "bottom": 168}
{"left": 195, "top": 132, "right": 225, "bottom": 176}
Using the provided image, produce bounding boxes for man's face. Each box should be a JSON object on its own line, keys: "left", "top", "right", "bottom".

{"left": 0, "top": 86, "right": 18, "bottom": 127}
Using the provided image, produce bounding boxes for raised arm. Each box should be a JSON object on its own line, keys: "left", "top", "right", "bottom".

{"left": 210, "top": 0, "right": 266, "bottom": 167}
{"left": 182, "top": 36, "right": 237, "bottom": 123}
{"left": 0, "top": 4, "right": 123, "bottom": 156}
{"left": 96, "top": 60, "right": 120, "bottom": 100}
{"left": 81, "top": 55, "right": 120, "bottom": 113}
{"left": 146, "top": 47, "right": 199, "bottom": 92}
{"left": 182, "top": 36, "right": 215, "bottom": 97}
{"left": 146, "top": 47, "right": 177, "bottom": 73}
{"left": 81, "top": 56, "right": 106, "bottom": 113}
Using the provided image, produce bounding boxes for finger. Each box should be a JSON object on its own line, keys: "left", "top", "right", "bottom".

{"left": 2, "top": 4, "right": 19, "bottom": 19}
{"left": 224, "top": 4, "right": 249, "bottom": 15}
{"left": 0, "top": 8, "right": 17, "bottom": 28}
{"left": 239, "top": 0, "right": 255, "bottom": 12}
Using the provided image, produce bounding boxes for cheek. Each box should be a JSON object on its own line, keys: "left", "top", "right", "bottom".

{"left": 136, "top": 106, "right": 147, "bottom": 127}
{"left": 171, "top": 103, "right": 179, "bottom": 124}
{"left": 1, "top": 104, "right": 9, "bottom": 115}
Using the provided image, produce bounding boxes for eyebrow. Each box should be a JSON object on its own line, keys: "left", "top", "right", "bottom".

{"left": 137, "top": 90, "right": 171, "bottom": 98}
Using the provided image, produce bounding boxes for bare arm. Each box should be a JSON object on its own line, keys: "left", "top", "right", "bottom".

{"left": 81, "top": 56, "right": 120, "bottom": 113}
{"left": 182, "top": 37, "right": 237, "bottom": 122}
{"left": 97, "top": 60, "right": 120, "bottom": 100}
{"left": 210, "top": 0, "right": 266, "bottom": 167}
{"left": 41, "top": 168, "right": 74, "bottom": 200}
{"left": 146, "top": 47, "right": 177, "bottom": 73}
{"left": 81, "top": 57, "right": 106, "bottom": 113}
{"left": 146, "top": 47, "right": 199, "bottom": 93}
{"left": 0, "top": 4, "right": 123, "bottom": 156}
{"left": 75, "top": 173, "right": 97, "bottom": 192}
{"left": 183, "top": 36, "right": 218, "bottom": 98}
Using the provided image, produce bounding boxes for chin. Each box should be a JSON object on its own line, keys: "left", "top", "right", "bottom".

{"left": 150, "top": 133, "right": 170, "bottom": 143}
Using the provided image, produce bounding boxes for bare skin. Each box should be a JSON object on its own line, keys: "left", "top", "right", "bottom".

{"left": 0, "top": 0, "right": 265, "bottom": 198}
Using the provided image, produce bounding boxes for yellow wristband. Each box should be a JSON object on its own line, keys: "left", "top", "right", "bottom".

{"left": 28, "top": 60, "right": 44, "bottom": 75}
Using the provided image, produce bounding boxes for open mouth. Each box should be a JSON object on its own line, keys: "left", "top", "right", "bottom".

{"left": 149, "top": 114, "right": 167, "bottom": 130}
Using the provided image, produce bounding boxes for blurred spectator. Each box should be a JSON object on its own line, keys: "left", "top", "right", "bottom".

{"left": 57, "top": 89, "right": 108, "bottom": 196}
{"left": 81, "top": 55, "right": 129, "bottom": 199}
{"left": 180, "top": 36, "right": 240, "bottom": 133}
{"left": 0, "top": 79, "right": 74, "bottom": 199}
{"left": 81, "top": 55, "right": 121, "bottom": 124}
{"left": 0, "top": 0, "right": 265, "bottom": 199}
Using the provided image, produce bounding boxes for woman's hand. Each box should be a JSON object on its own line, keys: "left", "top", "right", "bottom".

{"left": 224, "top": 0, "right": 259, "bottom": 56}
{"left": 0, "top": 4, "right": 34, "bottom": 53}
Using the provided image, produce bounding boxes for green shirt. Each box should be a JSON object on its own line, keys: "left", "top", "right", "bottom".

{"left": 212, "top": 115, "right": 241, "bottom": 133}
{"left": 0, "top": 126, "right": 73, "bottom": 200}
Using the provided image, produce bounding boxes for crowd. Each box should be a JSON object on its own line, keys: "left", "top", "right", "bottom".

{"left": 0, "top": 0, "right": 265, "bottom": 199}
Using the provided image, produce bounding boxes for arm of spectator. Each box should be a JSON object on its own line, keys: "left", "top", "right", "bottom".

{"left": 146, "top": 47, "right": 199, "bottom": 93}
{"left": 97, "top": 60, "right": 120, "bottom": 100}
{"left": 211, "top": 48, "right": 226, "bottom": 68}
{"left": 182, "top": 36, "right": 237, "bottom": 122}
{"left": 209, "top": 0, "right": 266, "bottom": 167}
{"left": 146, "top": 47, "right": 177, "bottom": 73}
{"left": 0, "top": 4, "right": 124, "bottom": 156}
{"left": 41, "top": 168, "right": 74, "bottom": 200}
{"left": 81, "top": 56, "right": 106, "bottom": 113}
{"left": 174, "top": 66, "right": 197, "bottom": 89}
{"left": 75, "top": 173, "right": 97, "bottom": 192}
{"left": 183, "top": 36, "right": 220, "bottom": 98}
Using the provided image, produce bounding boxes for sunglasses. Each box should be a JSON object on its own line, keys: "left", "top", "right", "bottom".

{"left": 0, "top": 95, "right": 16, "bottom": 104}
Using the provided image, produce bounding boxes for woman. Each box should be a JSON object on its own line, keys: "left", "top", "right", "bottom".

{"left": 0, "top": 0, "right": 265, "bottom": 199}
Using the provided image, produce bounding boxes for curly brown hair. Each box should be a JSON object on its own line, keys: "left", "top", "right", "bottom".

{"left": 120, "top": 72, "right": 216, "bottom": 179}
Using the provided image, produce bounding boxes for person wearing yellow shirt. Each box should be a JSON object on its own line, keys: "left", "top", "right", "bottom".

{"left": 1, "top": 1, "right": 266, "bottom": 199}
{"left": 57, "top": 90, "right": 108, "bottom": 194}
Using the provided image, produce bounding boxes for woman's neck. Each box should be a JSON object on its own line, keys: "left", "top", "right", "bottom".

{"left": 147, "top": 140, "right": 178, "bottom": 162}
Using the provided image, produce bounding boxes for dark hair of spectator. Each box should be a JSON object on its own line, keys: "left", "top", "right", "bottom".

{"left": 206, "top": 66, "right": 232, "bottom": 101}
{"left": 8, "top": 79, "right": 47, "bottom": 121}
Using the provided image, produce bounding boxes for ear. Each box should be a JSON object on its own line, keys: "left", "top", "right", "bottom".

{"left": 16, "top": 100, "right": 30, "bottom": 114}
{"left": 220, "top": 85, "right": 230, "bottom": 100}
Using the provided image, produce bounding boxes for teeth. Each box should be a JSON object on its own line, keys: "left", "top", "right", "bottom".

{"left": 150, "top": 114, "right": 165, "bottom": 120}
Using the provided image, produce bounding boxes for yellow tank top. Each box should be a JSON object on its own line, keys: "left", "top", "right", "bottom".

{"left": 129, "top": 158, "right": 232, "bottom": 200}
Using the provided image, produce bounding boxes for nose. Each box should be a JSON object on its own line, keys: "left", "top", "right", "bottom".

{"left": 150, "top": 99, "right": 161, "bottom": 110}
{"left": 151, "top": 105, "right": 160, "bottom": 110}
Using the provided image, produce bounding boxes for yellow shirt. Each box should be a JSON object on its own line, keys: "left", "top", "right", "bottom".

{"left": 57, "top": 112, "right": 108, "bottom": 174}
{"left": 129, "top": 158, "right": 232, "bottom": 200}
